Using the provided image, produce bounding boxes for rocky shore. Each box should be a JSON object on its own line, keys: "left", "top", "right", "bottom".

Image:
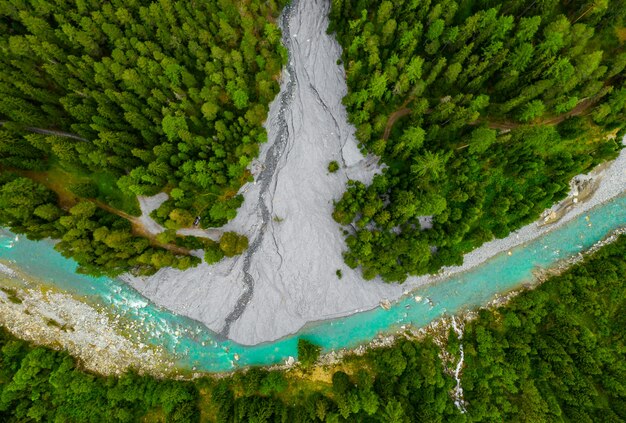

{"left": 302, "top": 225, "right": 626, "bottom": 372}
{"left": 1, "top": 223, "right": 623, "bottom": 379}
{"left": 0, "top": 263, "right": 179, "bottom": 377}
{"left": 531, "top": 226, "right": 626, "bottom": 283}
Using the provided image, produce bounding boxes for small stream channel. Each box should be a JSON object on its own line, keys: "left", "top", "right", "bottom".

{"left": 219, "top": 1, "right": 298, "bottom": 338}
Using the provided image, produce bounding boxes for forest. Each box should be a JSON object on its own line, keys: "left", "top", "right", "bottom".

{"left": 0, "top": 0, "right": 288, "bottom": 275}
{"left": 2, "top": 234, "right": 625, "bottom": 421}
{"left": 3, "top": 0, "right": 625, "bottom": 281}
{"left": 329, "top": 0, "right": 626, "bottom": 281}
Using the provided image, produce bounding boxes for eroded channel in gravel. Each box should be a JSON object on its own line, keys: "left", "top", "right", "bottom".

{"left": 219, "top": 2, "right": 297, "bottom": 337}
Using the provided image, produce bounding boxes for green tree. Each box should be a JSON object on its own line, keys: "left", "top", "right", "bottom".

{"left": 204, "top": 241, "right": 225, "bottom": 264}
{"left": 518, "top": 100, "right": 546, "bottom": 122}
{"left": 297, "top": 339, "right": 321, "bottom": 369}
{"left": 410, "top": 150, "right": 447, "bottom": 180}
{"left": 219, "top": 232, "right": 248, "bottom": 257}
{"left": 468, "top": 127, "right": 497, "bottom": 154}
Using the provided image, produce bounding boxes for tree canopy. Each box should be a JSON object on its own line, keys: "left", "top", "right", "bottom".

{"left": 0, "top": 0, "right": 288, "bottom": 274}
{"left": 329, "top": 0, "right": 626, "bottom": 281}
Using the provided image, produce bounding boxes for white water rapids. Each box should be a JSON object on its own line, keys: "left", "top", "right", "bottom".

{"left": 450, "top": 316, "right": 467, "bottom": 413}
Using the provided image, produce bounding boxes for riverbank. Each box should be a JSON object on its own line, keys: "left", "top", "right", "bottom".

{"left": 125, "top": 127, "right": 626, "bottom": 347}
{"left": 0, "top": 263, "right": 179, "bottom": 377}
{"left": 293, "top": 225, "right": 626, "bottom": 380}
{"left": 1, "top": 220, "right": 625, "bottom": 379}
{"left": 400, "top": 134, "right": 626, "bottom": 287}
{"left": 4, "top": 230, "right": 625, "bottom": 422}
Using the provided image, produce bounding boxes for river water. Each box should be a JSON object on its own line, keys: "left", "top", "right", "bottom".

{"left": 2, "top": 193, "right": 625, "bottom": 372}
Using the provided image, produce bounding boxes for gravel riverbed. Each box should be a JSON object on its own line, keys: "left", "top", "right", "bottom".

{"left": 122, "top": 0, "right": 626, "bottom": 345}
{"left": 0, "top": 266, "right": 177, "bottom": 376}
{"left": 123, "top": 0, "right": 398, "bottom": 345}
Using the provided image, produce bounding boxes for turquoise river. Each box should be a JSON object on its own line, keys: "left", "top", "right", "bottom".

{"left": 1, "top": 194, "right": 626, "bottom": 372}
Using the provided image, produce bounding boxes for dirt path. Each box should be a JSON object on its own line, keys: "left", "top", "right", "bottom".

{"left": 0, "top": 122, "right": 88, "bottom": 142}
{"left": 93, "top": 200, "right": 191, "bottom": 255}
{"left": 383, "top": 95, "right": 597, "bottom": 139}
{"left": 22, "top": 127, "right": 88, "bottom": 142}
{"left": 480, "top": 96, "right": 597, "bottom": 130}
{"left": 9, "top": 168, "right": 189, "bottom": 256}
{"left": 382, "top": 93, "right": 416, "bottom": 140}
{"left": 383, "top": 107, "right": 411, "bottom": 140}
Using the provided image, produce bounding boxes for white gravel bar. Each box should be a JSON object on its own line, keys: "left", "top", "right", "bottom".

{"left": 124, "top": 0, "right": 626, "bottom": 345}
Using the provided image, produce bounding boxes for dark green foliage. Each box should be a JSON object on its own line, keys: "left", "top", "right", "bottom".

{"left": 219, "top": 231, "right": 249, "bottom": 257}
{"left": 2, "top": 235, "right": 626, "bottom": 421}
{"left": 204, "top": 335, "right": 461, "bottom": 422}
{"left": 0, "top": 0, "right": 287, "bottom": 275}
{"left": 0, "top": 174, "right": 198, "bottom": 276}
{"left": 329, "top": 0, "right": 626, "bottom": 281}
{"left": 557, "top": 116, "right": 588, "bottom": 139}
{"left": 0, "top": 128, "right": 48, "bottom": 170}
{"left": 204, "top": 231, "right": 248, "bottom": 264}
{"left": 328, "top": 160, "right": 340, "bottom": 173}
{"left": 297, "top": 339, "right": 322, "bottom": 369}
{"left": 55, "top": 200, "right": 200, "bottom": 277}
{"left": 0, "top": 175, "right": 61, "bottom": 239}
{"left": 462, "top": 235, "right": 626, "bottom": 421}
{"left": 204, "top": 240, "right": 225, "bottom": 264}
{"left": 172, "top": 234, "right": 205, "bottom": 251}
{"left": 69, "top": 181, "right": 99, "bottom": 198}
{"left": 0, "top": 329, "right": 199, "bottom": 422}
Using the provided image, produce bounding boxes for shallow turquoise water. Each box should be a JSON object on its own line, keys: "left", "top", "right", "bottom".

{"left": 1, "top": 194, "right": 626, "bottom": 372}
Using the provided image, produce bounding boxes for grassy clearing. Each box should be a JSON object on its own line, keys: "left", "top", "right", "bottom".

{"left": 90, "top": 172, "right": 141, "bottom": 216}
{"left": 20, "top": 164, "right": 140, "bottom": 216}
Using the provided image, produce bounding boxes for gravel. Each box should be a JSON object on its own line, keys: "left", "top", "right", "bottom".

{"left": 0, "top": 266, "right": 177, "bottom": 376}
{"left": 136, "top": 193, "right": 168, "bottom": 235}
{"left": 122, "top": 0, "right": 626, "bottom": 346}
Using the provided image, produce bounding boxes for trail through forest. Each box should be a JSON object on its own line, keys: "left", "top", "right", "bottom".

{"left": 483, "top": 96, "right": 598, "bottom": 130}
{"left": 383, "top": 95, "right": 598, "bottom": 139}
{"left": 6, "top": 168, "right": 189, "bottom": 256}
{"left": 0, "top": 121, "right": 87, "bottom": 142}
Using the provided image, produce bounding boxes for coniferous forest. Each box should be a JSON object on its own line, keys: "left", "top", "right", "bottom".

{"left": 2, "top": 234, "right": 625, "bottom": 422}
{"left": 0, "top": 1, "right": 625, "bottom": 420}
{"left": 0, "top": 0, "right": 287, "bottom": 275}
{"left": 0, "top": 0, "right": 624, "bottom": 280}
{"left": 329, "top": 0, "right": 626, "bottom": 281}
